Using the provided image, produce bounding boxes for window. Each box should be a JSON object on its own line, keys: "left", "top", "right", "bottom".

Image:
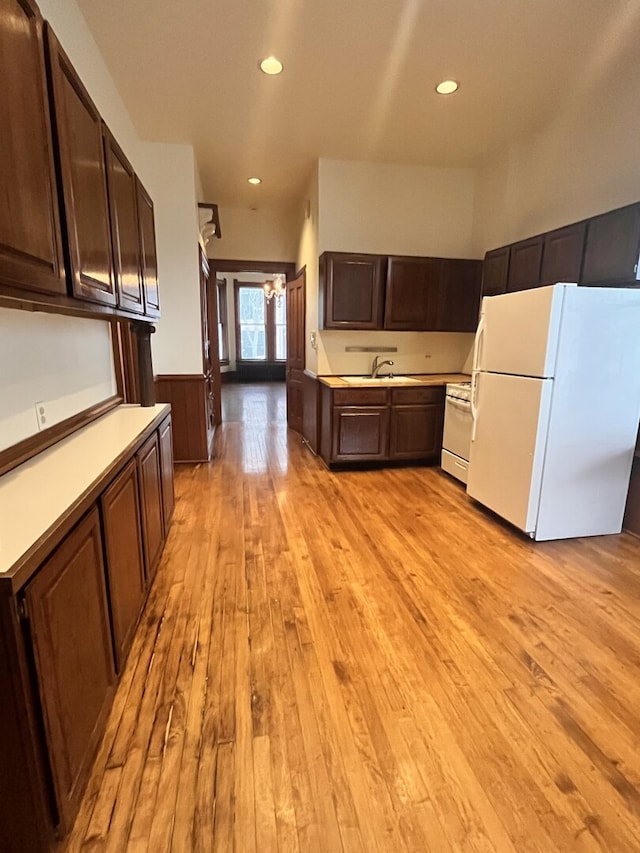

{"left": 234, "top": 282, "right": 287, "bottom": 361}
{"left": 216, "top": 279, "right": 229, "bottom": 364}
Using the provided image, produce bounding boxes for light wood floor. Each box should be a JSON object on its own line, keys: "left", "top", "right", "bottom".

{"left": 64, "top": 382, "right": 640, "bottom": 852}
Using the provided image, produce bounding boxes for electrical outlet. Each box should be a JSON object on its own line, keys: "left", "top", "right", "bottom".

{"left": 34, "top": 401, "right": 48, "bottom": 431}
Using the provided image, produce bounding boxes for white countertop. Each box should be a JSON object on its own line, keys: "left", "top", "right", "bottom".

{"left": 0, "top": 403, "right": 170, "bottom": 579}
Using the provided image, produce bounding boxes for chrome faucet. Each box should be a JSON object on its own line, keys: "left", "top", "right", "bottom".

{"left": 371, "top": 355, "right": 394, "bottom": 378}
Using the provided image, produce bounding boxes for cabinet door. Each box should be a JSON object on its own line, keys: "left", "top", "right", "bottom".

{"left": 101, "top": 458, "right": 146, "bottom": 671}
{"left": 104, "top": 128, "right": 144, "bottom": 314}
{"left": 384, "top": 256, "right": 442, "bottom": 330}
{"left": 45, "top": 26, "right": 116, "bottom": 306}
{"left": 540, "top": 221, "right": 586, "bottom": 284}
{"left": 158, "top": 417, "right": 175, "bottom": 528}
{"left": 482, "top": 247, "right": 510, "bottom": 297}
{"left": 507, "top": 236, "right": 543, "bottom": 292}
{"left": 581, "top": 203, "right": 640, "bottom": 286}
{"left": 136, "top": 178, "right": 160, "bottom": 317}
{"left": 332, "top": 407, "right": 389, "bottom": 462}
{"left": 24, "top": 508, "right": 115, "bottom": 831}
{"left": 321, "top": 253, "right": 385, "bottom": 329}
{"left": 389, "top": 403, "right": 444, "bottom": 460}
{"left": 437, "top": 259, "right": 482, "bottom": 331}
{"left": 137, "top": 432, "right": 165, "bottom": 580}
{"left": 0, "top": 0, "right": 66, "bottom": 296}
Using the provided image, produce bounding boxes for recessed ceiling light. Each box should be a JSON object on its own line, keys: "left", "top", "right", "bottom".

{"left": 436, "top": 79, "right": 459, "bottom": 95}
{"left": 259, "top": 56, "right": 283, "bottom": 75}
{"left": 247, "top": 177, "right": 262, "bottom": 185}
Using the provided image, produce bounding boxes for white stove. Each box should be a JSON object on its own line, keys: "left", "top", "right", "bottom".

{"left": 441, "top": 382, "right": 473, "bottom": 484}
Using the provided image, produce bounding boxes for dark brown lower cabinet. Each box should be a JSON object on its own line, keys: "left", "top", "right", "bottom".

{"left": 23, "top": 508, "right": 115, "bottom": 833}
{"left": 0, "top": 411, "right": 174, "bottom": 852}
{"left": 332, "top": 406, "right": 390, "bottom": 461}
{"left": 158, "top": 415, "right": 175, "bottom": 527}
{"left": 138, "top": 432, "right": 165, "bottom": 579}
{"left": 101, "top": 458, "right": 146, "bottom": 671}
{"left": 320, "top": 384, "right": 445, "bottom": 466}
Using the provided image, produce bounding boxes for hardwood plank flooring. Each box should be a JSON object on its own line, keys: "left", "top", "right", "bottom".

{"left": 62, "top": 382, "right": 640, "bottom": 852}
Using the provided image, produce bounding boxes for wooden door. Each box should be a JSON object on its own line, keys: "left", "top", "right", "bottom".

{"left": 101, "top": 459, "right": 146, "bottom": 671}
{"left": 0, "top": 0, "right": 66, "bottom": 296}
{"left": 384, "top": 256, "right": 442, "bottom": 330}
{"left": 320, "top": 253, "right": 385, "bottom": 329}
{"left": 540, "top": 221, "right": 586, "bottom": 284}
{"left": 136, "top": 178, "right": 160, "bottom": 316}
{"left": 24, "top": 508, "right": 115, "bottom": 831}
{"left": 482, "top": 247, "right": 510, "bottom": 297}
{"left": 158, "top": 416, "right": 175, "bottom": 527}
{"left": 46, "top": 25, "right": 116, "bottom": 306}
{"left": 137, "top": 433, "right": 165, "bottom": 580}
{"left": 437, "top": 259, "right": 482, "bottom": 331}
{"left": 507, "top": 236, "right": 544, "bottom": 292}
{"left": 104, "top": 128, "right": 144, "bottom": 314}
{"left": 286, "top": 269, "right": 305, "bottom": 433}
{"left": 581, "top": 203, "right": 640, "bottom": 286}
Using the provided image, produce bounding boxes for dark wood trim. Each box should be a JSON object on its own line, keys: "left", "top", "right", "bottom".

{"left": 216, "top": 278, "right": 229, "bottom": 364}
{"left": 154, "top": 373, "right": 205, "bottom": 382}
{"left": 208, "top": 258, "right": 296, "bottom": 278}
{"left": 154, "top": 374, "right": 210, "bottom": 463}
{"left": 198, "top": 202, "right": 222, "bottom": 240}
{"left": 0, "top": 407, "right": 170, "bottom": 594}
{"left": 110, "top": 321, "right": 126, "bottom": 401}
{"left": 0, "top": 395, "right": 122, "bottom": 479}
{"left": 0, "top": 285, "right": 157, "bottom": 324}
{"left": 130, "top": 321, "right": 156, "bottom": 407}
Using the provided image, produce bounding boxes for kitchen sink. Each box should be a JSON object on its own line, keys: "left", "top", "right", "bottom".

{"left": 340, "top": 375, "right": 422, "bottom": 385}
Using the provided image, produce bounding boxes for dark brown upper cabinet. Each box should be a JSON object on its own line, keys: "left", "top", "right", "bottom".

{"left": 507, "top": 236, "right": 544, "bottom": 292}
{"left": 581, "top": 202, "right": 640, "bottom": 286}
{"left": 0, "top": 0, "right": 66, "bottom": 297}
{"left": 540, "top": 221, "right": 586, "bottom": 284}
{"left": 481, "top": 247, "right": 510, "bottom": 297}
{"left": 136, "top": 178, "right": 160, "bottom": 317}
{"left": 384, "top": 256, "right": 442, "bottom": 330}
{"left": 320, "top": 252, "right": 385, "bottom": 329}
{"left": 436, "top": 259, "right": 482, "bottom": 332}
{"left": 104, "top": 128, "right": 145, "bottom": 315}
{"left": 45, "top": 25, "right": 116, "bottom": 306}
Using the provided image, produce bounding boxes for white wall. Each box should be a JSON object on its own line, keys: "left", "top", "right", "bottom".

{"left": 317, "top": 331, "right": 474, "bottom": 377}
{"left": 296, "top": 167, "right": 320, "bottom": 374}
{"left": 211, "top": 206, "right": 298, "bottom": 262}
{"left": 472, "top": 30, "right": 640, "bottom": 255}
{"left": 318, "top": 158, "right": 477, "bottom": 257}
{"left": 0, "top": 309, "right": 116, "bottom": 451}
{"left": 145, "top": 143, "right": 203, "bottom": 375}
{"left": 299, "top": 159, "right": 478, "bottom": 376}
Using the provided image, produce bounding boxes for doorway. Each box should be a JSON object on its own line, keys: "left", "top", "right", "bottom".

{"left": 207, "top": 259, "right": 300, "bottom": 428}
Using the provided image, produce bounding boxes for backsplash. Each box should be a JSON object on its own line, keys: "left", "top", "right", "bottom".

{"left": 0, "top": 308, "right": 116, "bottom": 453}
{"left": 316, "top": 330, "right": 475, "bottom": 376}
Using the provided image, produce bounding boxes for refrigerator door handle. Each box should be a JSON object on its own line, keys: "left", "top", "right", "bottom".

{"left": 471, "top": 371, "right": 480, "bottom": 441}
{"left": 472, "top": 315, "right": 486, "bottom": 373}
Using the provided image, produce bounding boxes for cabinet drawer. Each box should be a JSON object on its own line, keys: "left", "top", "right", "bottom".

{"left": 391, "top": 386, "right": 444, "bottom": 405}
{"left": 333, "top": 388, "right": 388, "bottom": 406}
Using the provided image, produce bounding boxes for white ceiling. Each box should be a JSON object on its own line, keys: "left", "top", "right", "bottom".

{"left": 76, "top": 0, "right": 640, "bottom": 211}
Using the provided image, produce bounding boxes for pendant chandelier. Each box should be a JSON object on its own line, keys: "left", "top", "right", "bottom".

{"left": 263, "top": 274, "right": 286, "bottom": 301}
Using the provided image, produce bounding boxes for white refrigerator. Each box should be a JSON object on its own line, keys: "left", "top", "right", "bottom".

{"left": 467, "top": 284, "right": 640, "bottom": 541}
